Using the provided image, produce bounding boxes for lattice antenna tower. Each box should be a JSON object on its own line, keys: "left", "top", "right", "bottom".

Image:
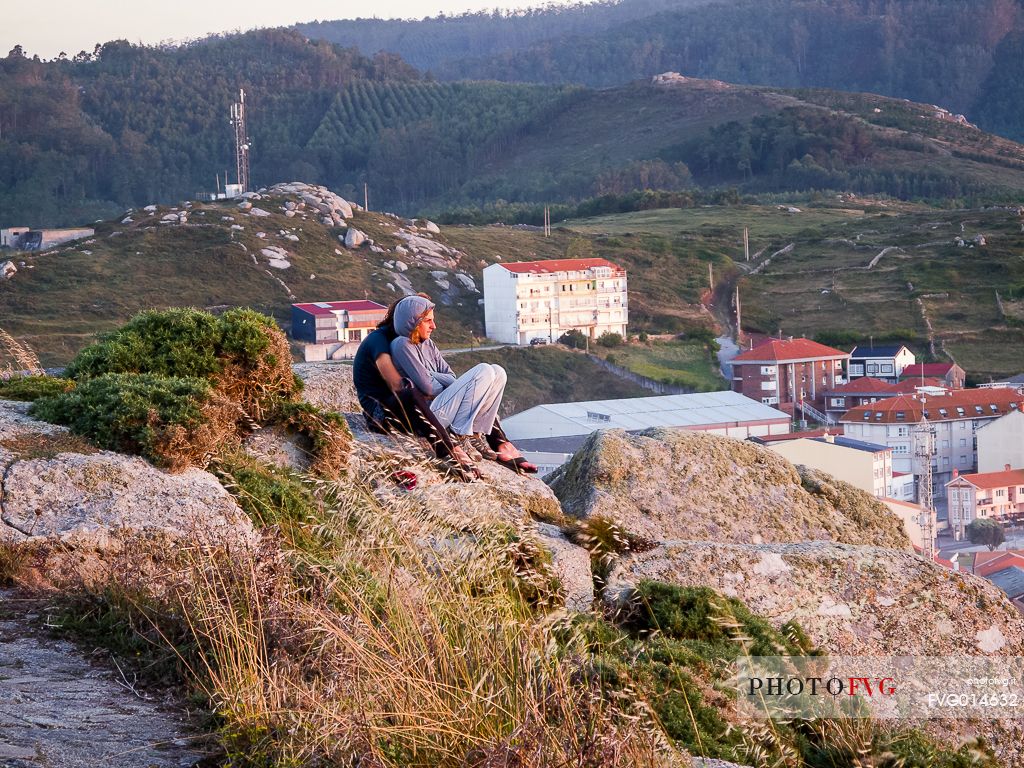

{"left": 913, "top": 415, "right": 937, "bottom": 560}
{"left": 230, "top": 89, "right": 251, "bottom": 193}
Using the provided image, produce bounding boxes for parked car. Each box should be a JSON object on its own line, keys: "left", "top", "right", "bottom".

{"left": 529, "top": 337, "right": 549, "bottom": 346}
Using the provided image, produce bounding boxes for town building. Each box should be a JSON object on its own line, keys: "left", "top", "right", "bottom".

{"left": 979, "top": 374, "right": 1024, "bottom": 394}
{"left": 900, "top": 362, "right": 965, "bottom": 389}
{"left": 945, "top": 466, "right": 1024, "bottom": 538}
{"left": 977, "top": 409, "right": 1024, "bottom": 473}
{"left": 291, "top": 300, "right": 387, "bottom": 344}
{"left": 756, "top": 433, "right": 893, "bottom": 498}
{"left": 839, "top": 388, "right": 1022, "bottom": 495}
{"left": 0, "top": 227, "right": 95, "bottom": 251}
{"left": 730, "top": 337, "right": 849, "bottom": 418}
{"left": 482, "top": 258, "right": 627, "bottom": 345}
{"left": 823, "top": 377, "right": 948, "bottom": 420}
{"left": 847, "top": 344, "right": 916, "bottom": 383}
{"left": 882, "top": 498, "right": 936, "bottom": 551}
{"left": 503, "top": 390, "right": 790, "bottom": 474}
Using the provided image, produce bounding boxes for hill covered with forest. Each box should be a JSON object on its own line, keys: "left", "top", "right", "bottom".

{"left": 4, "top": 25, "right": 1024, "bottom": 230}
{"left": 301, "top": 0, "right": 1024, "bottom": 142}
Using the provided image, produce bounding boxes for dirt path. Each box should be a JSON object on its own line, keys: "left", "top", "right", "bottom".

{"left": 0, "top": 591, "right": 207, "bottom": 768}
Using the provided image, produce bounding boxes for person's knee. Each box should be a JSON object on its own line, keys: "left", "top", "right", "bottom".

{"left": 489, "top": 364, "right": 507, "bottom": 385}
{"left": 468, "top": 362, "right": 496, "bottom": 385}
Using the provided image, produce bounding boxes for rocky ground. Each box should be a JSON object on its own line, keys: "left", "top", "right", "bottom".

{"left": 0, "top": 592, "right": 208, "bottom": 768}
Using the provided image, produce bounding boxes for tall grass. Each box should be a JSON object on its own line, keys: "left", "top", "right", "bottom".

{"left": 164, "top": 473, "right": 679, "bottom": 767}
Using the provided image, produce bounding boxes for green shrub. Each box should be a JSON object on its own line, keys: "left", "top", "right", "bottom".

{"left": 66, "top": 307, "right": 223, "bottom": 380}
{"left": 64, "top": 307, "right": 298, "bottom": 417}
{"left": 597, "top": 331, "right": 623, "bottom": 348}
{"left": 0, "top": 374, "right": 75, "bottom": 402}
{"left": 31, "top": 373, "right": 237, "bottom": 470}
{"left": 558, "top": 329, "right": 588, "bottom": 349}
{"left": 273, "top": 401, "right": 351, "bottom": 479}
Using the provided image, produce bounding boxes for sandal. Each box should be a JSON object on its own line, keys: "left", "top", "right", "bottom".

{"left": 469, "top": 434, "right": 498, "bottom": 461}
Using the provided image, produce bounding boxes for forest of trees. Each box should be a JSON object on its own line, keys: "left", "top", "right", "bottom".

{"left": 300, "top": 0, "right": 1024, "bottom": 142}
{"left": 3, "top": 16, "right": 1024, "bottom": 228}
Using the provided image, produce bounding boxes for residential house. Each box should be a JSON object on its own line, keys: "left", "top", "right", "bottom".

{"left": 839, "top": 388, "right": 1021, "bottom": 496}
{"left": 847, "top": 344, "right": 916, "bottom": 383}
{"left": 977, "top": 409, "right": 1024, "bottom": 473}
{"left": 945, "top": 466, "right": 1024, "bottom": 538}
{"left": 0, "top": 227, "right": 95, "bottom": 251}
{"left": 756, "top": 432, "right": 893, "bottom": 498}
{"left": 482, "top": 258, "right": 627, "bottom": 345}
{"left": 503, "top": 390, "right": 790, "bottom": 474}
{"left": 730, "top": 337, "right": 849, "bottom": 417}
{"left": 291, "top": 300, "right": 387, "bottom": 347}
{"left": 900, "top": 362, "right": 965, "bottom": 389}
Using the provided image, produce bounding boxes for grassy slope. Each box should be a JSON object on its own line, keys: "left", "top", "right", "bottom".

{"left": 566, "top": 201, "right": 1024, "bottom": 380}
{"left": 448, "top": 346, "right": 651, "bottom": 415}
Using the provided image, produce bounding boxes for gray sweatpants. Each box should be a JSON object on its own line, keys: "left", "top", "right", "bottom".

{"left": 430, "top": 363, "right": 506, "bottom": 436}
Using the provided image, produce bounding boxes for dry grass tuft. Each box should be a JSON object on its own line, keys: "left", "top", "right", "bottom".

{"left": 152, "top": 393, "right": 245, "bottom": 472}
{"left": 0, "top": 328, "right": 43, "bottom": 376}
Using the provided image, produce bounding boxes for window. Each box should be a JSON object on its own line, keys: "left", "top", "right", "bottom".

{"left": 956, "top": 407, "right": 965, "bottom": 416}
{"left": 760, "top": 365, "right": 776, "bottom": 376}
{"left": 896, "top": 411, "right": 905, "bottom": 420}
{"left": 960, "top": 455, "right": 967, "bottom": 463}
{"left": 893, "top": 444, "right": 909, "bottom": 455}
{"left": 881, "top": 364, "right": 893, "bottom": 373}
{"left": 938, "top": 408, "right": 948, "bottom": 417}
{"left": 863, "top": 412, "right": 871, "bottom": 421}
{"left": 990, "top": 405, "right": 999, "bottom": 413}
{"left": 943, "top": 457, "right": 950, "bottom": 466}
{"left": 996, "top": 489, "right": 1006, "bottom": 497}
{"left": 875, "top": 412, "right": 883, "bottom": 420}
{"left": 975, "top": 406, "right": 984, "bottom": 414}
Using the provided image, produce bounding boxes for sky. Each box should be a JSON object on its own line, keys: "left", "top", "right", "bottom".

{"left": 4, "top": 0, "right": 568, "bottom": 60}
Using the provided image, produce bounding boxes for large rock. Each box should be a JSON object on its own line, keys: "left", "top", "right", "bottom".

{"left": 1, "top": 451, "right": 253, "bottom": 549}
{"left": 548, "top": 429, "right": 909, "bottom": 548}
{"left": 294, "top": 362, "right": 360, "bottom": 413}
{"left": 605, "top": 540, "right": 1024, "bottom": 657}
{"left": 1, "top": 260, "right": 17, "bottom": 280}
{"left": 344, "top": 228, "right": 367, "bottom": 249}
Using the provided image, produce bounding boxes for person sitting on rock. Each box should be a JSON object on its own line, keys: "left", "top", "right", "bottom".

{"left": 387, "top": 294, "right": 537, "bottom": 474}
{"left": 352, "top": 294, "right": 478, "bottom": 479}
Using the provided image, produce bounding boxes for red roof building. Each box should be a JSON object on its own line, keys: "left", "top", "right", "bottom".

{"left": 731, "top": 337, "right": 849, "bottom": 416}
{"left": 900, "top": 362, "right": 965, "bottom": 389}
{"left": 823, "top": 376, "right": 949, "bottom": 418}
{"left": 291, "top": 300, "right": 388, "bottom": 344}
{"left": 841, "top": 389, "right": 1022, "bottom": 490}
{"left": 483, "top": 258, "right": 628, "bottom": 345}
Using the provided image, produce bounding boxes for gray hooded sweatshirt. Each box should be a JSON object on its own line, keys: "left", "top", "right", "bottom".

{"left": 390, "top": 295, "right": 457, "bottom": 396}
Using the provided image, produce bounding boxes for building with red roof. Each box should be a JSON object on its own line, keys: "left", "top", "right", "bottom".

{"left": 900, "top": 362, "right": 965, "bottom": 389}
{"left": 730, "top": 337, "right": 849, "bottom": 415}
{"left": 946, "top": 466, "right": 1024, "bottom": 538}
{"left": 841, "top": 388, "right": 1021, "bottom": 494}
{"left": 291, "top": 300, "right": 388, "bottom": 344}
{"left": 823, "top": 376, "right": 949, "bottom": 418}
{"left": 483, "top": 258, "right": 627, "bottom": 345}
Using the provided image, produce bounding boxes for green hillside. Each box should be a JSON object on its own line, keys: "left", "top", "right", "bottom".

{"left": 565, "top": 200, "right": 1024, "bottom": 382}
{"left": 305, "top": 0, "right": 1024, "bottom": 143}
{"left": 5, "top": 32, "right": 1024, "bottom": 228}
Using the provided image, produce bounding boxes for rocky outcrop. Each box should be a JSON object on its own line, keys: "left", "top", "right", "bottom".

{"left": 268, "top": 182, "right": 354, "bottom": 219}
{"left": 605, "top": 541, "right": 1024, "bottom": 656}
{"left": 548, "top": 428, "right": 909, "bottom": 548}
{"left": 344, "top": 227, "right": 367, "bottom": 249}
{"left": 0, "top": 399, "right": 255, "bottom": 586}
{"left": 294, "top": 362, "right": 361, "bottom": 413}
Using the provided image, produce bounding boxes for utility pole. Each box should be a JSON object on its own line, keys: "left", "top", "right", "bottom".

{"left": 708, "top": 263, "right": 714, "bottom": 291}
{"left": 364, "top": 183, "right": 369, "bottom": 212}
{"left": 543, "top": 206, "right": 551, "bottom": 237}
{"left": 743, "top": 227, "right": 750, "bottom": 261}
{"left": 734, "top": 285, "right": 743, "bottom": 344}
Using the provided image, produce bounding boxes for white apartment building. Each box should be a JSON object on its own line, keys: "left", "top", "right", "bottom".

{"left": 977, "top": 409, "right": 1024, "bottom": 473}
{"left": 839, "top": 389, "right": 1022, "bottom": 500}
{"left": 482, "top": 258, "right": 627, "bottom": 345}
{"left": 848, "top": 344, "right": 916, "bottom": 384}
